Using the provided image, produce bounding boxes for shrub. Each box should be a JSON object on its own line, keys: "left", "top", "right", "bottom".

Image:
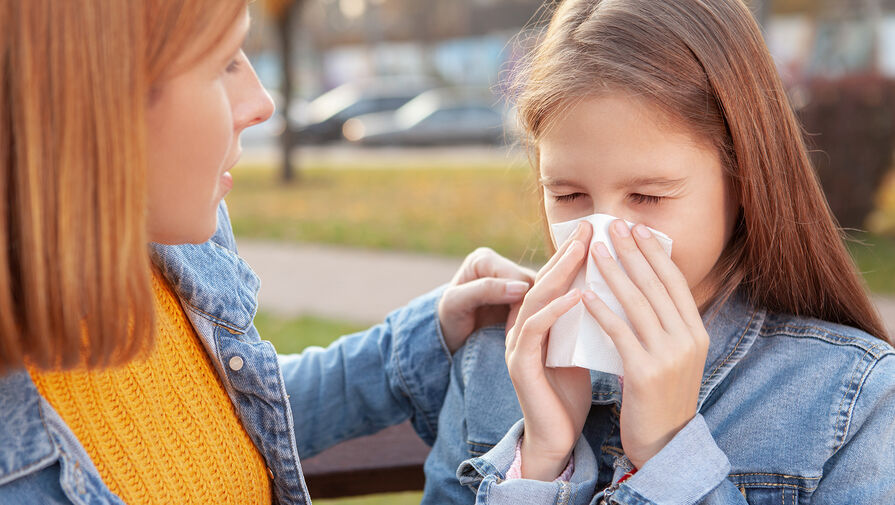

{"left": 795, "top": 75, "right": 895, "bottom": 229}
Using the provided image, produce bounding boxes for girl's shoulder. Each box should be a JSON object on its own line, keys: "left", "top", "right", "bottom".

{"left": 753, "top": 311, "right": 895, "bottom": 405}
{"left": 760, "top": 311, "right": 894, "bottom": 360}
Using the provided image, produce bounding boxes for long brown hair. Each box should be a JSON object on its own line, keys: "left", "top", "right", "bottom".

{"left": 514, "top": 0, "right": 890, "bottom": 342}
{"left": 1, "top": 0, "right": 245, "bottom": 372}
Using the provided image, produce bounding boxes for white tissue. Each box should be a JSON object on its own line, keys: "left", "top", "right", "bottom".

{"left": 546, "top": 214, "right": 673, "bottom": 375}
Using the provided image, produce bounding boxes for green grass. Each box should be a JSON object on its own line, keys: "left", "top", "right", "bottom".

{"left": 252, "top": 313, "right": 423, "bottom": 505}
{"left": 227, "top": 163, "right": 895, "bottom": 294}
{"left": 252, "top": 312, "right": 367, "bottom": 353}
{"left": 313, "top": 492, "right": 423, "bottom": 505}
{"left": 846, "top": 232, "right": 895, "bottom": 294}
{"left": 227, "top": 163, "right": 550, "bottom": 266}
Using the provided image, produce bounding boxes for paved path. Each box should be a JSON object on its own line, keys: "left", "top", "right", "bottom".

{"left": 238, "top": 239, "right": 895, "bottom": 338}
{"left": 238, "top": 240, "right": 461, "bottom": 324}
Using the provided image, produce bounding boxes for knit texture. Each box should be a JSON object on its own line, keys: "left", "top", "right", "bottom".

{"left": 28, "top": 271, "right": 272, "bottom": 504}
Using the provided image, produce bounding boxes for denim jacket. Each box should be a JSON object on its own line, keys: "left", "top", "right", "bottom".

{"left": 421, "top": 291, "right": 895, "bottom": 505}
{"left": 0, "top": 202, "right": 453, "bottom": 505}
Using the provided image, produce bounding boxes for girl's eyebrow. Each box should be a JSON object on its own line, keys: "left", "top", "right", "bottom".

{"left": 539, "top": 175, "right": 687, "bottom": 189}
{"left": 538, "top": 176, "right": 581, "bottom": 187}
{"left": 616, "top": 176, "right": 687, "bottom": 189}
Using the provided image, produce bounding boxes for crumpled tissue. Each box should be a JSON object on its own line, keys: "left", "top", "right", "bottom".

{"left": 546, "top": 213, "right": 673, "bottom": 375}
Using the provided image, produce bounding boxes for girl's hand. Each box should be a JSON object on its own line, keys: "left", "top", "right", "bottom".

{"left": 505, "top": 222, "right": 595, "bottom": 481}
{"left": 582, "top": 220, "right": 710, "bottom": 469}
{"left": 438, "top": 248, "right": 538, "bottom": 353}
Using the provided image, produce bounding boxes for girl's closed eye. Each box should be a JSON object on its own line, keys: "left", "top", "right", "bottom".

{"left": 629, "top": 193, "right": 664, "bottom": 205}
{"left": 553, "top": 192, "right": 586, "bottom": 203}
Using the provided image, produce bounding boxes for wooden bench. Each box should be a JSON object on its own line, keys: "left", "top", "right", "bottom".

{"left": 301, "top": 421, "right": 430, "bottom": 498}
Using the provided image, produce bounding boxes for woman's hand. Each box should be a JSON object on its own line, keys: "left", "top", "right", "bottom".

{"left": 438, "top": 247, "right": 538, "bottom": 353}
{"left": 582, "top": 220, "right": 710, "bottom": 469}
{"left": 505, "top": 222, "right": 595, "bottom": 481}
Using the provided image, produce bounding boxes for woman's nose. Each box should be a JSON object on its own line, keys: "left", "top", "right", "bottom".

{"left": 234, "top": 67, "right": 275, "bottom": 132}
{"left": 239, "top": 86, "right": 275, "bottom": 131}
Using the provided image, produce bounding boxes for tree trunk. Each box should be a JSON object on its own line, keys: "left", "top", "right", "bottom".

{"left": 277, "top": 2, "right": 301, "bottom": 183}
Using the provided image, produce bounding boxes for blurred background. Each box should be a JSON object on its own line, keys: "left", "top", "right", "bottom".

{"left": 229, "top": 1, "right": 895, "bottom": 502}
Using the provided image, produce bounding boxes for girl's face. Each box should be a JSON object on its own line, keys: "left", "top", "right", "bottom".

{"left": 538, "top": 94, "right": 739, "bottom": 308}
{"left": 146, "top": 8, "right": 274, "bottom": 244}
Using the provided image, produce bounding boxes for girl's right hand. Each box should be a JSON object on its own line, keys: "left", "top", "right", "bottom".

{"left": 505, "top": 221, "right": 594, "bottom": 481}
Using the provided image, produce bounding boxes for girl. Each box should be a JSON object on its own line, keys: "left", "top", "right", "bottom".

{"left": 420, "top": 0, "right": 895, "bottom": 504}
{"left": 0, "top": 1, "right": 535, "bottom": 504}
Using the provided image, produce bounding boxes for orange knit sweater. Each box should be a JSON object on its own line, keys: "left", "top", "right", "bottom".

{"left": 28, "top": 271, "right": 272, "bottom": 504}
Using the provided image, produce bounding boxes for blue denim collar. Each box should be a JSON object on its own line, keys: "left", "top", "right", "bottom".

{"left": 148, "top": 240, "right": 259, "bottom": 334}
{"left": 148, "top": 204, "right": 260, "bottom": 334}
{"left": 590, "top": 290, "right": 766, "bottom": 410}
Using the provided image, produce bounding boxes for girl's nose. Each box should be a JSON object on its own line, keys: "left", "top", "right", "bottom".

{"left": 592, "top": 204, "right": 621, "bottom": 219}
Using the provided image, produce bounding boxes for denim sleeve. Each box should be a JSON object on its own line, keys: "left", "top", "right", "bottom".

{"left": 604, "top": 414, "right": 735, "bottom": 504}
{"left": 458, "top": 415, "right": 739, "bottom": 505}
{"left": 277, "top": 286, "right": 452, "bottom": 458}
{"left": 457, "top": 419, "right": 601, "bottom": 505}
{"left": 807, "top": 353, "right": 895, "bottom": 504}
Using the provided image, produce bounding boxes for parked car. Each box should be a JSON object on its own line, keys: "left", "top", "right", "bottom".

{"left": 291, "top": 77, "right": 436, "bottom": 144}
{"left": 341, "top": 88, "right": 507, "bottom": 146}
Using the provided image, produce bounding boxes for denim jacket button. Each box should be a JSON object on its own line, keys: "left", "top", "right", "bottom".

{"left": 229, "top": 355, "right": 244, "bottom": 371}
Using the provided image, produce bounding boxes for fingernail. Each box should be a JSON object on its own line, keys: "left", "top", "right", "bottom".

{"left": 594, "top": 242, "right": 611, "bottom": 258}
{"left": 505, "top": 281, "right": 530, "bottom": 297}
{"left": 634, "top": 224, "right": 651, "bottom": 238}
{"left": 582, "top": 290, "right": 597, "bottom": 301}
{"left": 613, "top": 220, "right": 630, "bottom": 238}
{"left": 564, "top": 289, "right": 580, "bottom": 300}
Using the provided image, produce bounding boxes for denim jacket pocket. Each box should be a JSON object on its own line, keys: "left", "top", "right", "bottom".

{"left": 460, "top": 327, "right": 523, "bottom": 457}
{"left": 728, "top": 472, "right": 819, "bottom": 505}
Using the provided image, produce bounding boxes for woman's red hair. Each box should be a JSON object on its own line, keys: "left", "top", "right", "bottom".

{"left": 1, "top": 0, "right": 245, "bottom": 372}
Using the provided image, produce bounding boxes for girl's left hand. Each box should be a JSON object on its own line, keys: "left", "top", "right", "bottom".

{"left": 581, "top": 220, "right": 710, "bottom": 470}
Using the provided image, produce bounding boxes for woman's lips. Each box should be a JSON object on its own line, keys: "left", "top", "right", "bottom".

{"left": 220, "top": 171, "right": 234, "bottom": 193}
{"left": 219, "top": 149, "right": 241, "bottom": 194}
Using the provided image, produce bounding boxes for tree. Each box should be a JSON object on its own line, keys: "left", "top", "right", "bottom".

{"left": 263, "top": 0, "right": 306, "bottom": 182}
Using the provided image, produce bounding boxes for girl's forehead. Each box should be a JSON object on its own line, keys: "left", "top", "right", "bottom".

{"left": 536, "top": 95, "right": 720, "bottom": 181}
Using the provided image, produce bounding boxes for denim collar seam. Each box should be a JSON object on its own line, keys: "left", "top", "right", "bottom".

{"left": 152, "top": 241, "right": 259, "bottom": 334}
{"left": 701, "top": 308, "right": 759, "bottom": 388}
{"left": 181, "top": 302, "right": 252, "bottom": 334}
